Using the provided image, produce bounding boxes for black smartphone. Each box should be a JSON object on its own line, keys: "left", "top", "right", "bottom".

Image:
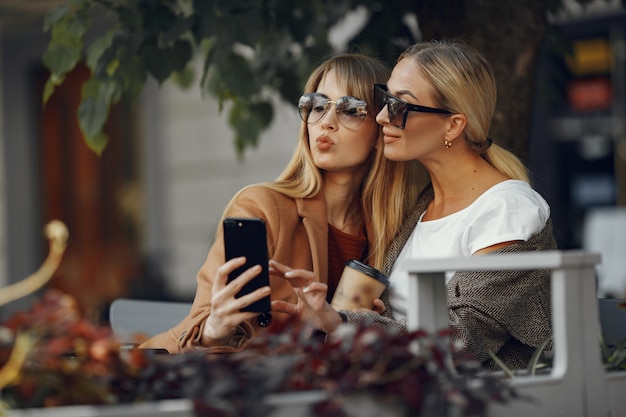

{"left": 223, "top": 217, "right": 272, "bottom": 319}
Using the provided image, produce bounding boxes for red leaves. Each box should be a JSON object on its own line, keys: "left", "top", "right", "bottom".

{"left": 0, "top": 289, "right": 516, "bottom": 416}
{"left": 0, "top": 290, "right": 146, "bottom": 407}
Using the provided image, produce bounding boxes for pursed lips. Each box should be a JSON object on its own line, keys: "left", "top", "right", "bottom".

{"left": 315, "top": 135, "right": 334, "bottom": 151}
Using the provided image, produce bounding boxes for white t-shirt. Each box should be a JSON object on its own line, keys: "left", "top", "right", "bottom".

{"left": 388, "top": 180, "right": 550, "bottom": 319}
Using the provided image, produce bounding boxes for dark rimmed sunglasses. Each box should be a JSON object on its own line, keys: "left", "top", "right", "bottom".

{"left": 374, "top": 84, "right": 452, "bottom": 129}
{"left": 298, "top": 93, "right": 368, "bottom": 129}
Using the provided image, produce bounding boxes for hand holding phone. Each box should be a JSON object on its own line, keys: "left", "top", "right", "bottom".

{"left": 223, "top": 217, "right": 272, "bottom": 326}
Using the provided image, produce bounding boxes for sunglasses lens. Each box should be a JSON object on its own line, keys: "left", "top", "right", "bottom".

{"left": 298, "top": 94, "right": 328, "bottom": 124}
{"left": 374, "top": 85, "right": 387, "bottom": 114}
{"left": 298, "top": 95, "right": 311, "bottom": 122}
{"left": 309, "top": 95, "right": 330, "bottom": 123}
{"left": 336, "top": 97, "right": 367, "bottom": 128}
{"left": 375, "top": 85, "right": 406, "bottom": 128}
{"left": 387, "top": 98, "right": 406, "bottom": 126}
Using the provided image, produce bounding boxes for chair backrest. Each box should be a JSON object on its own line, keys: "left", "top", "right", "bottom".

{"left": 109, "top": 298, "right": 191, "bottom": 344}
{"left": 598, "top": 298, "right": 626, "bottom": 348}
{"left": 401, "top": 250, "right": 610, "bottom": 417}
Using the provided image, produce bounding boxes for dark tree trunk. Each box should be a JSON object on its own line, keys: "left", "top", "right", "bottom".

{"left": 416, "top": 0, "right": 548, "bottom": 162}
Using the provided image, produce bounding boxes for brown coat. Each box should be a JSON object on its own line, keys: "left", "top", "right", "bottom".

{"left": 139, "top": 184, "right": 376, "bottom": 353}
{"left": 381, "top": 185, "right": 556, "bottom": 371}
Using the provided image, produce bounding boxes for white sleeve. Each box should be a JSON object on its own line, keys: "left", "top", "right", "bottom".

{"left": 466, "top": 188, "right": 549, "bottom": 255}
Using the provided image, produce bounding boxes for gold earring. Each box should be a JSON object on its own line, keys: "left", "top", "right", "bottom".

{"left": 444, "top": 139, "right": 451, "bottom": 149}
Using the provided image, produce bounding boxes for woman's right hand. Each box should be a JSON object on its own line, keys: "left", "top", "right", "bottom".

{"left": 269, "top": 260, "right": 343, "bottom": 334}
{"left": 201, "top": 256, "right": 271, "bottom": 346}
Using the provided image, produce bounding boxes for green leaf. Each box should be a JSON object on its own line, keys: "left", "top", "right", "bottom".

{"left": 141, "top": 37, "right": 193, "bottom": 84}
{"left": 80, "top": 77, "right": 99, "bottom": 98}
{"left": 90, "top": 30, "right": 138, "bottom": 81}
{"left": 191, "top": 0, "right": 216, "bottom": 43}
{"left": 42, "top": 73, "right": 65, "bottom": 104}
{"left": 250, "top": 101, "right": 273, "bottom": 128}
{"left": 78, "top": 96, "right": 110, "bottom": 138}
{"left": 487, "top": 349, "right": 515, "bottom": 378}
{"left": 527, "top": 336, "right": 553, "bottom": 376}
{"left": 43, "top": 78, "right": 57, "bottom": 104}
{"left": 228, "top": 99, "right": 273, "bottom": 156}
{"left": 87, "top": 77, "right": 121, "bottom": 103}
{"left": 116, "top": 3, "right": 143, "bottom": 30}
{"left": 43, "top": 3, "right": 93, "bottom": 81}
{"left": 218, "top": 9, "right": 266, "bottom": 47}
{"left": 215, "top": 0, "right": 262, "bottom": 14}
{"left": 78, "top": 79, "right": 114, "bottom": 138}
{"left": 117, "top": 57, "right": 148, "bottom": 100}
{"left": 86, "top": 30, "right": 115, "bottom": 72}
{"left": 217, "top": 52, "right": 258, "bottom": 98}
{"left": 42, "top": 43, "right": 82, "bottom": 76}
{"left": 199, "top": 40, "right": 217, "bottom": 92}
{"left": 141, "top": 41, "right": 172, "bottom": 83}
{"left": 141, "top": 1, "right": 178, "bottom": 35}
{"left": 173, "top": 66, "right": 195, "bottom": 90}
{"left": 106, "top": 59, "right": 120, "bottom": 78}
{"left": 85, "top": 130, "right": 109, "bottom": 156}
{"left": 170, "top": 39, "right": 193, "bottom": 72}
{"left": 159, "top": 15, "right": 194, "bottom": 46}
{"left": 62, "top": 12, "right": 92, "bottom": 40}
{"left": 43, "top": 4, "right": 70, "bottom": 32}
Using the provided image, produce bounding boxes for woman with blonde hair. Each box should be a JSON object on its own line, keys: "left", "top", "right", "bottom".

{"left": 376, "top": 40, "right": 557, "bottom": 371}
{"left": 276, "top": 40, "right": 557, "bottom": 372}
{"left": 140, "top": 53, "right": 425, "bottom": 352}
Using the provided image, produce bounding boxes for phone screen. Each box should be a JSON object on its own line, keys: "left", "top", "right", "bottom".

{"left": 223, "top": 217, "right": 271, "bottom": 315}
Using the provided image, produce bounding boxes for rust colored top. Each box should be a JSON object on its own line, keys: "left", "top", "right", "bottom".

{"left": 326, "top": 224, "right": 367, "bottom": 302}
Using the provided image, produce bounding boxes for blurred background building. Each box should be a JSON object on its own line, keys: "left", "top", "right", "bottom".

{"left": 0, "top": 0, "right": 624, "bottom": 320}
{"left": 0, "top": 0, "right": 300, "bottom": 319}
{"left": 531, "top": 4, "right": 626, "bottom": 297}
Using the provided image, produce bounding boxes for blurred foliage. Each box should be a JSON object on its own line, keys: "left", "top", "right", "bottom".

{"left": 42, "top": 0, "right": 622, "bottom": 157}
{"left": 42, "top": 0, "right": 418, "bottom": 156}
{"left": 0, "top": 289, "right": 519, "bottom": 415}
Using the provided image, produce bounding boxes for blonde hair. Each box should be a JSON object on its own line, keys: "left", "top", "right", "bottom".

{"left": 399, "top": 40, "right": 529, "bottom": 182}
{"left": 256, "top": 53, "right": 427, "bottom": 269}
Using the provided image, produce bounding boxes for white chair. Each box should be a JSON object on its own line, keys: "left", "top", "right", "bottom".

{"left": 401, "top": 250, "right": 626, "bottom": 417}
{"left": 109, "top": 298, "right": 192, "bottom": 345}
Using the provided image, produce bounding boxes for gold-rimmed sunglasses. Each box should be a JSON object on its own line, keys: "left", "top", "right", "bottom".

{"left": 298, "top": 93, "right": 368, "bottom": 129}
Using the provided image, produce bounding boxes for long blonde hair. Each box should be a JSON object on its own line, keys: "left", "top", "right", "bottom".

{"left": 260, "top": 53, "right": 426, "bottom": 269}
{"left": 399, "top": 40, "right": 529, "bottom": 182}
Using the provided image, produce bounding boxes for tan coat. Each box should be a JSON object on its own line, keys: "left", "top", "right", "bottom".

{"left": 139, "top": 184, "right": 375, "bottom": 353}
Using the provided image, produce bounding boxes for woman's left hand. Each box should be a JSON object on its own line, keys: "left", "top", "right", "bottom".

{"left": 269, "top": 260, "right": 342, "bottom": 334}
{"left": 353, "top": 298, "right": 386, "bottom": 314}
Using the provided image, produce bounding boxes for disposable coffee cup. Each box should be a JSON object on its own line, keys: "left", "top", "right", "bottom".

{"left": 330, "top": 259, "right": 390, "bottom": 311}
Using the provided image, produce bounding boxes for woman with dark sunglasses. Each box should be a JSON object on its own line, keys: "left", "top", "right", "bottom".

{"left": 375, "top": 40, "right": 556, "bottom": 371}
{"left": 280, "top": 41, "right": 557, "bottom": 372}
{"left": 139, "top": 53, "right": 425, "bottom": 353}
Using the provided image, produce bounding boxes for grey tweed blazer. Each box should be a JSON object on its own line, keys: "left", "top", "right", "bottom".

{"left": 345, "top": 185, "right": 556, "bottom": 371}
